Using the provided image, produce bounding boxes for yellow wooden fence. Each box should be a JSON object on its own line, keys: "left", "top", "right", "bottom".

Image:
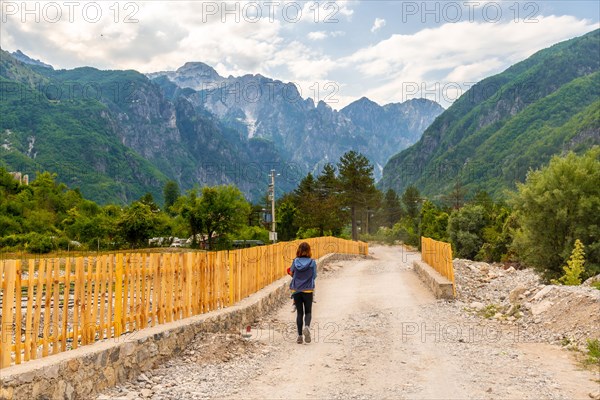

{"left": 0, "top": 237, "right": 367, "bottom": 369}
{"left": 421, "top": 236, "right": 456, "bottom": 295}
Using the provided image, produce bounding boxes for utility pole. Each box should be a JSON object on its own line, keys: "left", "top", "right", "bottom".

{"left": 269, "top": 170, "right": 278, "bottom": 243}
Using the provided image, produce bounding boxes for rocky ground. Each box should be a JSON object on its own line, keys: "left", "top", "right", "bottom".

{"left": 452, "top": 259, "right": 600, "bottom": 348}
{"left": 97, "top": 246, "right": 600, "bottom": 400}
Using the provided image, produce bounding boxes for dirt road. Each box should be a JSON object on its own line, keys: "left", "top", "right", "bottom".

{"left": 100, "top": 245, "right": 599, "bottom": 400}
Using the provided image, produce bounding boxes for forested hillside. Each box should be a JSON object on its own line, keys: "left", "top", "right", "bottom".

{"left": 380, "top": 29, "right": 600, "bottom": 198}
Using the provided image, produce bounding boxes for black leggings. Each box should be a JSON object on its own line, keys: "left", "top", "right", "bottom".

{"left": 293, "top": 292, "right": 313, "bottom": 336}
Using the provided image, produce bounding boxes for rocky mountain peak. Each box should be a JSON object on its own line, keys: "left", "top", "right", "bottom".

{"left": 176, "top": 62, "right": 222, "bottom": 78}
{"left": 10, "top": 50, "right": 53, "bottom": 69}
{"left": 146, "top": 62, "right": 225, "bottom": 91}
{"left": 316, "top": 100, "right": 332, "bottom": 112}
{"left": 352, "top": 96, "right": 380, "bottom": 108}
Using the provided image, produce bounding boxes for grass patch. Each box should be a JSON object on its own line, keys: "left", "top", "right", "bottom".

{"left": 478, "top": 304, "right": 500, "bottom": 319}
{"left": 585, "top": 339, "right": 600, "bottom": 366}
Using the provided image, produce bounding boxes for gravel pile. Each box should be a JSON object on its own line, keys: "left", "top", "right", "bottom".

{"left": 452, "top": 259, "right": 600, "bottom": 347}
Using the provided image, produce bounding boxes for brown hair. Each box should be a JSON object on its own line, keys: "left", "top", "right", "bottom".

{"left": 296, "top": 242, "right": 312, "bottom": 258}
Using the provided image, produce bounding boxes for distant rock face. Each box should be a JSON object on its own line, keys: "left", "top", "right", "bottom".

{"left": 340, "top": 97, "right": 444, "bottom": 174}
{"left": 10, "top": 50, "right": 53, "bottom": 69}
{"left": 149, "top": 67, "right": 444, "bottom": 180}
{"left": 103, "top": 75, "right": 289, "bottom": 201}
{"left": 148, "top": 62, "right": 224, "bottom": 91}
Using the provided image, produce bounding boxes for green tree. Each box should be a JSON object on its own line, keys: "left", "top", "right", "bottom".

{"left": 139, "top": 192, "right": 160, "bottom": 212}
{"left": 292, "top": 166, "right": 347, "bottom": 236}
{"left": 419, "top": 200, "right": 449, "bottom": 242}
{"left": 197, "top": 185, "right": 251, "bottom": 250}
{"left": 337, "top": 151, "right": 378, "bottom": 240}
{"left": 402, "top": 185, "right": 421, "bottom": 220}
{"left": 163, "top": 180, "right": 180, "bottom": 213}
{"left": 447, "top": 204, "right": 487, "bottom": 259}
{"left": 477, "top": 204, "right": 512, "bottom": 262}
{"left": 510, "top": 148, "right": 600, "bottom": 279}
{"left": 382, "top": 188, "right": 403, "bottom": 227}
{"left": 473, "top": 191, "right": 495, "bottom": 211}
{"left": 443, "top": 178, "right": 467, "bottom": 210}
{"left": 294, "top": 173, "right": 319, "bottom": 230}
{"left": 173, "top": 189, "right": 203, "bottom": 246}
{"left": 30, "top": 172, "right": 67, "bottom": 215}
{"left": 0, "top": 167, "right": 21, "bottom": 195}
{"left": 314, "top": 164, "right": 346, "bottom": 235}
{"left": 248, "top": 203, "right": 265, "bottom": 227}
{"left": 117, "top": 202, "right": 161, "bottom": 247}
{"left": 277, "top": 195, "right": 299, "bottom": 241}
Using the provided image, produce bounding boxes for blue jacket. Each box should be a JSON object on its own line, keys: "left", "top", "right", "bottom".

{"left": 290, "top": 257, "right": 317, "bottom": 292}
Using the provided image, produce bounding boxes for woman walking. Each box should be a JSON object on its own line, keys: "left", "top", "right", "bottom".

{"left": 289, "top": 242, "right": 317, "bottom": 344}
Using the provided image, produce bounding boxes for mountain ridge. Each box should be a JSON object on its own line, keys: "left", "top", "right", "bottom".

{"left": 149, "top": 65, "right": 443, "bottom": 178}
{"left": 379, "top": 29, "right": 600, "bottom": 199}
{"left": 1, "top": 48, "right": 441, "bottom": 203}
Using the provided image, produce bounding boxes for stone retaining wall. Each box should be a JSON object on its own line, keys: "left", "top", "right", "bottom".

{"left": 412, "top": 259, "right": 455, "bottom": 299}
{"left": 0, "top": 253, "right": 364, "bottom": 400}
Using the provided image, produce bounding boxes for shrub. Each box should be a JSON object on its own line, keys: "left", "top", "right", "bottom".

{"left": 235, "top": 225, "right": 270, "bottom": 243}
{"left": 586, "top": 339, "right": 600, "bottom": 366}
{"left": 26, "top": 233, "right": 55, "bottom": 253}
{"left": 392, "top": 218, "right": 419, "bottom": 247}
{"left": 552, "top": 239, "right": 585, "bottom": 285}
{"left": 448, "top": 204, "right": 487, "bottom": 259}
{"left": 419, "top": 201, "right": 449, "bottom": 242}
{"left": 296, "top": 227, "right": 321, "bottom": 239}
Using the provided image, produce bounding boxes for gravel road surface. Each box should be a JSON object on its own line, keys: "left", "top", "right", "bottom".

{"left": 99, "top": 245, "right": 599, "bottom": 400}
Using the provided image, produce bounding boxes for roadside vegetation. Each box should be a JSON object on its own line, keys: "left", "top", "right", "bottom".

{"left": 362, "top": 147, "right": 600, "bottom": 282}
{"left": 2, "top": 147, "right": 598, "bottom": 284}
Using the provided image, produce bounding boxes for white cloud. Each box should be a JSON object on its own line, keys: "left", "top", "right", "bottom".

{"left": 1, "top": 1, "right": 287, "bottom": 73}
{"left": 342, "top": 16, "right": 597, "bottom": 106}
{"left": 336, "top": 0, "right": 355, "bottom": 19}
{"left": 371, "top": 18, "right": 386, "bottom": 33}
{"left": 264, "top": 41, "right": 337, "bottom": 80}
{"left": 308, "top": 31, "right": 328, "bottom": 41}
{"left": 0, "top": 1, "right": 596, "bottom": 111}
{"left": 307, "top": 30, "right": 346, "bottom": 40}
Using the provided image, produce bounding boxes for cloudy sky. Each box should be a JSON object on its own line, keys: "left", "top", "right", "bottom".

{"left": 1, "top": 1, "right": 598, "bottom": 108}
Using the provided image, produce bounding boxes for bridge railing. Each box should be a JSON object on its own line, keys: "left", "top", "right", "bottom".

{"left": 0, "top": 236, "right": 367, "bottom": 369}
{"left": 421, "top": 236, "right": 456, "bottom": 294}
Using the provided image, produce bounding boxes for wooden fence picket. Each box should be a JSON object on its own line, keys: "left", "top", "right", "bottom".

{"left": 0, "top": 261, "right": 17, "bottom": 368}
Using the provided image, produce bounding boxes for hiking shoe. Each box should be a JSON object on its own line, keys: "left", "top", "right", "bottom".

{"left": 303, "top": 327, "right": 311, "bottom": 343}
{"left": 297, "top": 335, "right": 303, "bottom": 344}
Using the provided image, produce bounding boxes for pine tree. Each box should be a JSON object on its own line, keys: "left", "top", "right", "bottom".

{"left": 315, "top": 164, "right": 345, "bottom": 236}
{"left": 402, "top": 185, "right": 421, "bottom": 220}
{"left": 337, "top": 151, "right": 378, "bottom": 240}
{"left": 294, "top": 173, "right": 319, "bottom": 230}
{"left": 163, "top": 180, "right": 180, "bottom": 212}
{"left": 383, "top": 189, "right": 402, "bottom": 227}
